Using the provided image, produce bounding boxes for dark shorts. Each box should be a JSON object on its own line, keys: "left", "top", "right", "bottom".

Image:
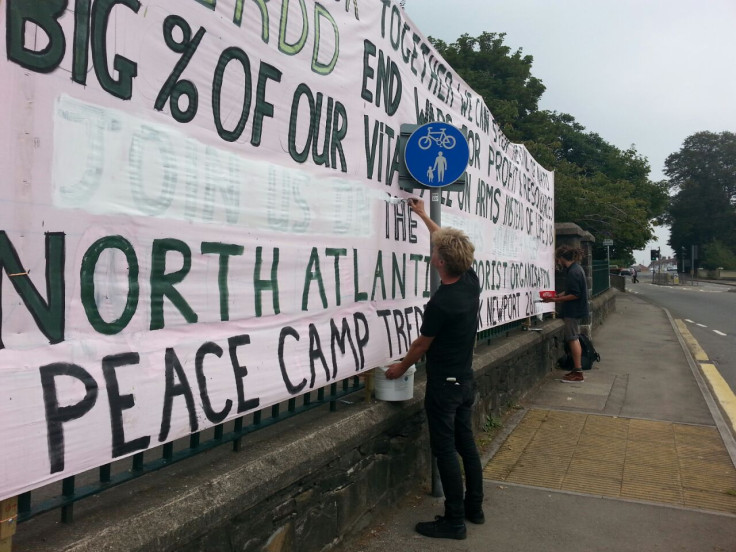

{"left": 563, "top": 318, "right": 581, "bottom": 341}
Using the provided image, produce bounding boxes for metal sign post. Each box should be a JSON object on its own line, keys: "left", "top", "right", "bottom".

{"left": 430, "top": 191, "right": 441, "bottom": 291}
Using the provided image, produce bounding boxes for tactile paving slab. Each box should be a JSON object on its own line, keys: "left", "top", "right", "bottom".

{"left": 484, "top": 409, "right": 736, "bottom": 514}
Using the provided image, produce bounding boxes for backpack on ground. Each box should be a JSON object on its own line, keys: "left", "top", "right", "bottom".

{"left": 556, "top": 334, "right": 601, "bottom": 371}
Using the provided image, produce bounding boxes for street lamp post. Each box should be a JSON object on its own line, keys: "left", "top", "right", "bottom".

{"left": 602, "top": 239, "right": 613, "bottom": 288}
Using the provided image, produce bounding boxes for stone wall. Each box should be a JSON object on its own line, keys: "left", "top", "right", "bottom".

{"left": 610, "top": 273, "right": 626, "bottom": 292}
{"left": 698, "top": 268, "right": 736, "bottom": 280}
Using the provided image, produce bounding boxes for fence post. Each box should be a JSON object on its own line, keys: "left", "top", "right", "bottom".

{"left": 0, "top": 496, "right": 18, "bottom": 552}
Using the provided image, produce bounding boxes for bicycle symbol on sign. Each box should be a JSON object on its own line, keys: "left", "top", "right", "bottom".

{"left": 417, "top": 126, "right": 457, "bottom": 150}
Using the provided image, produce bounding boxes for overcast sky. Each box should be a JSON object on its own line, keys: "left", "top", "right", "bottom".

{"left": 404, "top": 0, "right": 736, "bottom": 265}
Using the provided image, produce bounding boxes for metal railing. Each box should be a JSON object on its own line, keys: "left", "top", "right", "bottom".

{"left": 17, "top": 376, "right": 363, "bottom": 524}
{"left": 591, "top": 259, "right": 611, "bottom": 297}
{"left": 477, "top": 320, "right": 523, "bottom": 344}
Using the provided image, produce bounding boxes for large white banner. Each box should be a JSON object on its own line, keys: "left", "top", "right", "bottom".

{"left": 0, "top": 0, "right": 554, "bottom": 501}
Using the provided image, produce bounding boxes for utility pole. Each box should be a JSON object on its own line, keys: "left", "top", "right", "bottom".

{"left": 691, "top": 245, "right": 697, "bottom": 281}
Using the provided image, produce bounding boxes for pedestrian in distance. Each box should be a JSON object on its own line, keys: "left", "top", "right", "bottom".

{"left": 385, "top": 197, "right": 484, "bottom": 541}
{"left": 632, "top": 267, "right": 639, "bottom": 283}
{"left": 542, "top": 245, "right": 590, "bottom": 383}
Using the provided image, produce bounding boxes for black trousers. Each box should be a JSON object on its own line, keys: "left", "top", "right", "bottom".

{"left": 424, "top": 378, "right": 484, "bottom": 522}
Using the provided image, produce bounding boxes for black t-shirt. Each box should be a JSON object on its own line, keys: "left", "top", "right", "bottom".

{"left": 420, "top": 269, "right": 480, "bottom": 381}
{"left": 561, "top": 262, "right": 589, "bottom": 319}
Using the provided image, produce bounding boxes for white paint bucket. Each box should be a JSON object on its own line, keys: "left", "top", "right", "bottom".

{"left": 374, "top": 365, "right": 416, "bottom": 401}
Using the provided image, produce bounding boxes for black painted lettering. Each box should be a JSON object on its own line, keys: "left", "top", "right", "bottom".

{"left": 40, "top": 362, "right": 98, "bottom": 474}
{"left": 308, "top": 323, "right": 330, "bottom": 386}
{"left": 72, "top": 0, "right": 92, "bottom": 84}
{"left": 330, "top": 317, "right": 358, "bottom": 376}
{"left": 251, "top": 61, "right": 282, "bottom": 146}
{"left": 212, "top": 47, "right": 252, "bottom": 142}
{"left": 361, "top": 40, "right": 376, "bottom": 103}
{"left": 371, "top": 250, "right": 386, "bottom": 301}
{"left": 376, "top": 309, "right": 392, "bottom": 357}
{"left": 0, "top": 231, "right": 65, "bottom": 348}
{"left": 352, "top": 249, "right": 368, "bottom": 301}
{"left": 253, "top": 246, "right": 280, "bottom": 317}
{"left": 91, "top": 0, "right": 141, "bottom": 100}
{"left": 102, "top": 352, "right": 150, "bottom": 458}
{"left": 201, "top": 242, "right": 244, "bottom": 322}
{"left": 392, "top": 252, "right": 405, "bottom": 299}
{"left": 375, "top": 50, "right": 401, "bottom": 116}
{"left": 159, "top": 347, "right": 198, "bottom": 442}
{"left": 6, "top": 0, "right": 67, "bottom": 73}
{"left": 353, "top": 312, "right": 369, "bottom": 370}
{"left": 325, "top": 248, "right": 346, "bottom": 306}
{"left": 150, "top": 238, "right": 197, "bottom": 330}
{"left": 81, "top": 236, "right": 139, "bottom": 335}
{"left": 302, "top": 247, "right": 327, "bottom": 311}
{"left": 278, "top": 326, "right": 307, "bottom": 394}
{"left": 228, "top": 334, "right": 260, "bottom": 413}
{"left": 195, "top": 341, "right": 232, "bottom": 423}
{"left": 392, "top": 309, "right": 409, "bottom": 354}
{"left": 288, "top": 83, "right": 313, "bottom": 163}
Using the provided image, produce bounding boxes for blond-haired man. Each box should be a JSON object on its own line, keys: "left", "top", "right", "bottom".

{"left": 386, "top": 198, "right": 483, "bottom": 540}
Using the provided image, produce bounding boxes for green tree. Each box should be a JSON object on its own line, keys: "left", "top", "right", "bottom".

{"left": 701, "top": 240, "right": 736, "bottom": 270}
{"left": 429, "top": 33, "right": 545, "bottom": 140}
{"left": 664, "top": 131, "right": 736, "bottom": 267}
{"left": 519, "top": 112, "right": 668, "bottom": 258}
{"left": 430, "top": 33, "right": 668, "bottom": 259}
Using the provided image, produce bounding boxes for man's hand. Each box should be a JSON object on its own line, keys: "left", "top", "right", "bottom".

{"left": 384, "top": 363, "right": 407, "bottom": 380}
{"left": 384, "top": 336, "right": 432, "bottom": 380}
{"left": 407, "top": 197, "right": 426, "bottom": 218}
{"left": 543, "top": 292, "right": 576, "bottom": 303}
{"left": 407, "top": 197, "right": 439, "bottom": 234}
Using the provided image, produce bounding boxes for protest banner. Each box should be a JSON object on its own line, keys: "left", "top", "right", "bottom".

{"left": 0, "top": 0, "right": 554, "bottom": 500}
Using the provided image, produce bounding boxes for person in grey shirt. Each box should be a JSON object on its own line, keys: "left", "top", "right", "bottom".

{"left": 542, "top": 245, "right": 589, "bottom": 382}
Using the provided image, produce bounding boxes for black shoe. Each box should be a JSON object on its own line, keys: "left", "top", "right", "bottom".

{"left": 415, "top": 516, "right": 467, "bottom": 540}
{"left": 465, "top": 509, "right": 485, "bottom": 524}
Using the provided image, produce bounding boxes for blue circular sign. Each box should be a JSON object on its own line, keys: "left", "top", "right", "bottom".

{"left": 404, "top": 122, "right": 469, "bottom": 187}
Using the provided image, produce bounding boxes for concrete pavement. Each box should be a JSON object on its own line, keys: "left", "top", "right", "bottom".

{"left": 334, "top": 292, "right": 736, "bottom": 552}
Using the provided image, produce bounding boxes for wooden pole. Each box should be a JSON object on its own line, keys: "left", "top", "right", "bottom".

{"left": 0, "top": 497, "right": 18, "bottom": 552}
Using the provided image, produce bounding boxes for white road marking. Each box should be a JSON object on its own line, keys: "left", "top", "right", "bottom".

{"left": 678, "top": 287, "right": 722, "bottom": 293}
{"left": 684, "top": 321, "right": 726, "bottom": 336}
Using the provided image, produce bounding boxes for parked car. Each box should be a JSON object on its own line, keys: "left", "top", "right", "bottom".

{"left": 619, "top": 269, "right": 632, "bottom": 276}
